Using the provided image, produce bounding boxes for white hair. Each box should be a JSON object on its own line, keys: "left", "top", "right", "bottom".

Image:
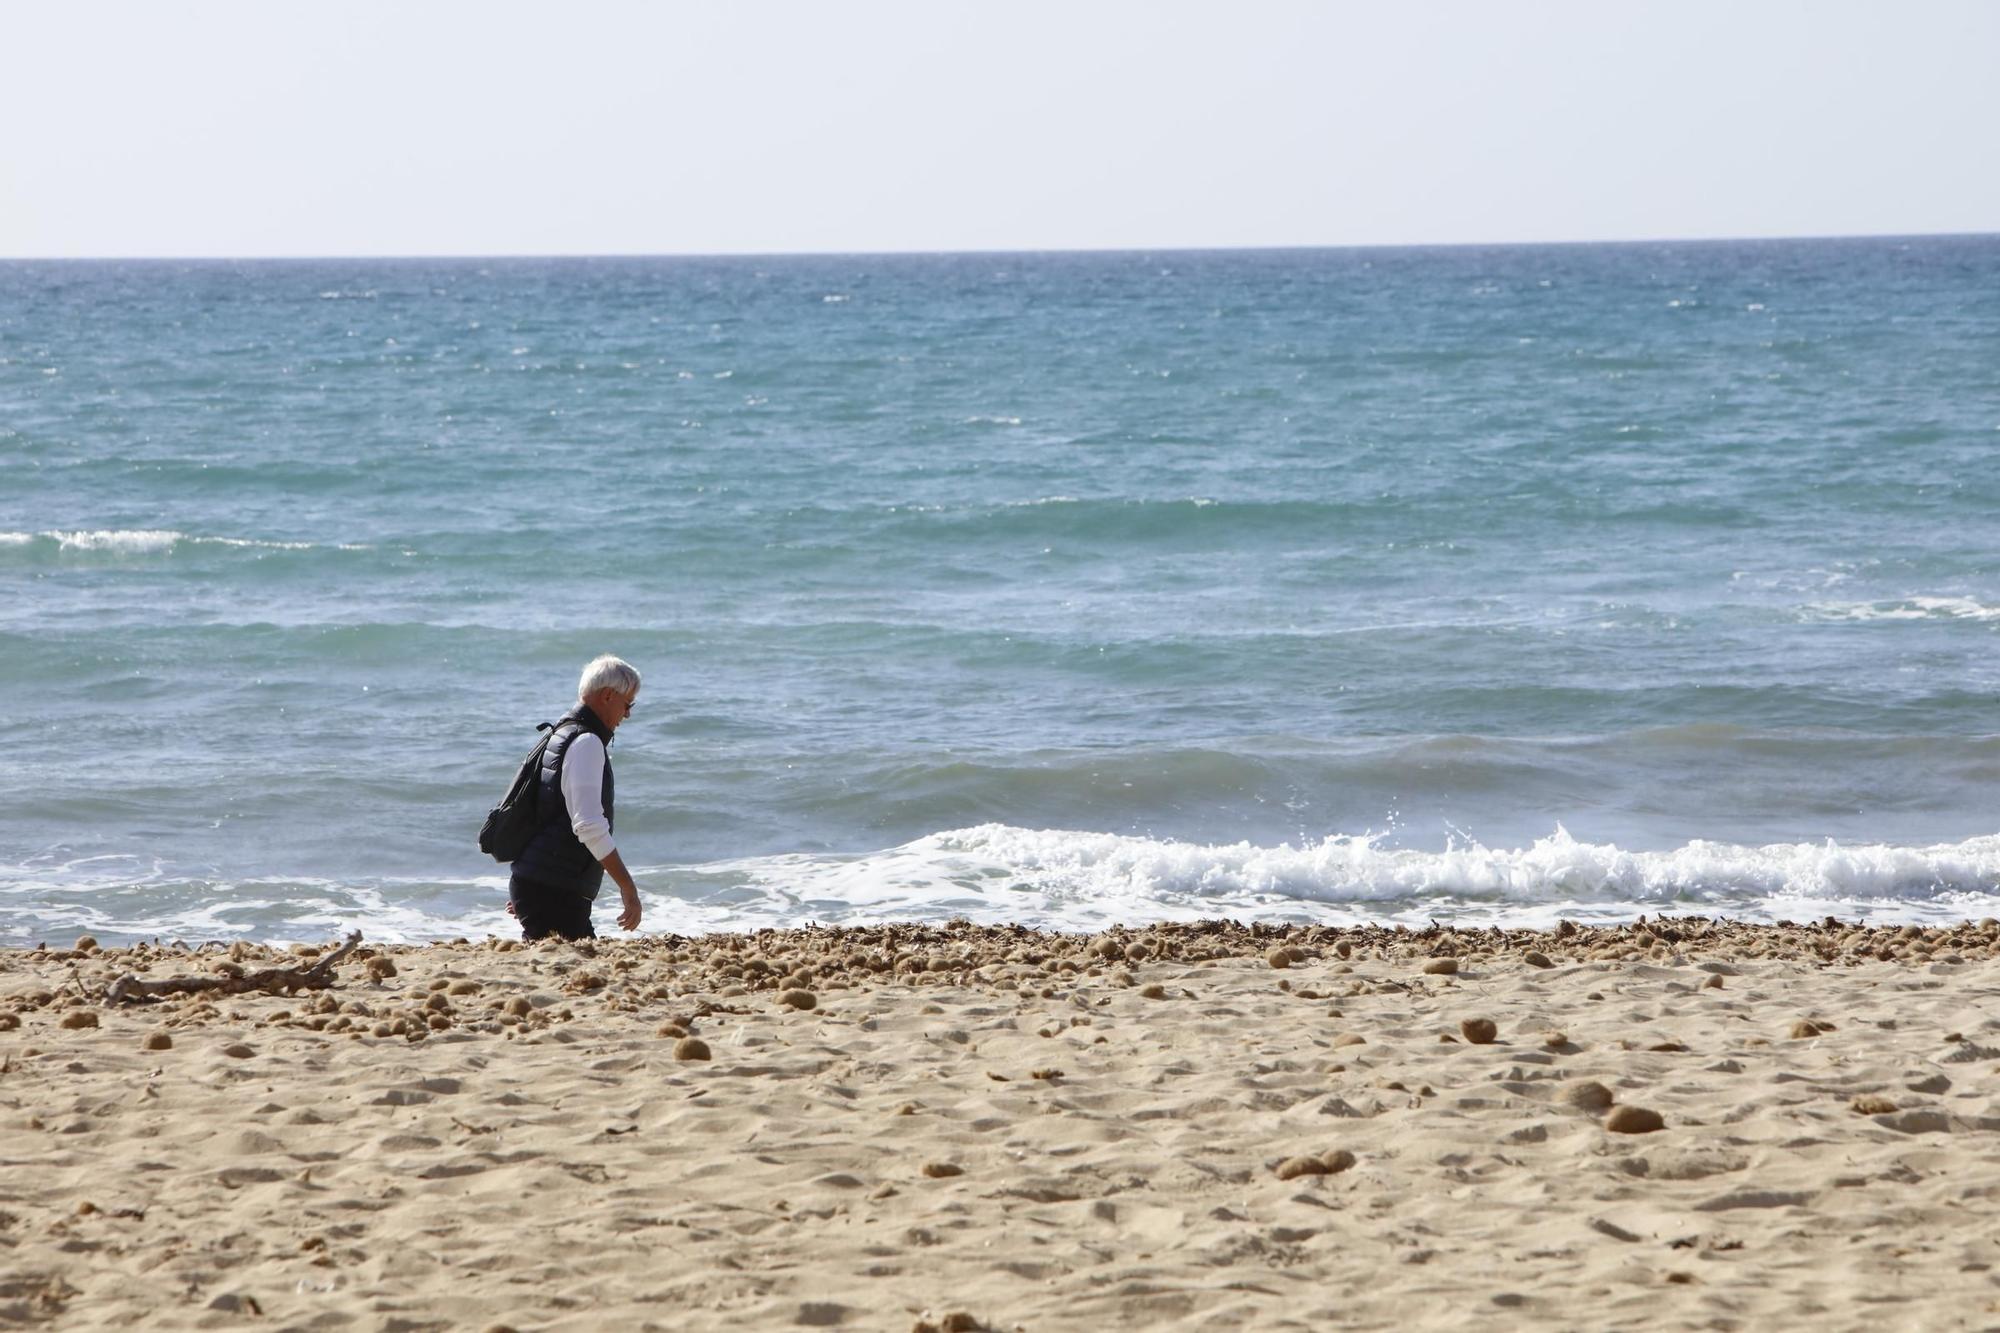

{"left": 577, "top": 654, "right": 641, "bottom": 703}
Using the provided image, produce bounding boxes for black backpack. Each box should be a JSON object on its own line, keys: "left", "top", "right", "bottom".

{"left": 478, "top": 722, "right": 562, "bottom": 862}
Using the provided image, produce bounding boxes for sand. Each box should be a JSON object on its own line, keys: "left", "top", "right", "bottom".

{"left": 4, "top": 917, "right": 2000, "bottom": 1330}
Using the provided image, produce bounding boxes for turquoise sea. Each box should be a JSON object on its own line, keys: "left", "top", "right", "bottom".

{"left": 4, "top": 237, "right": 2000, "bottom": 945}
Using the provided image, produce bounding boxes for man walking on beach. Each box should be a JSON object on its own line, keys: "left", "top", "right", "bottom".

{"left": 509, "top": 655, "right": 645, "bottom": 940}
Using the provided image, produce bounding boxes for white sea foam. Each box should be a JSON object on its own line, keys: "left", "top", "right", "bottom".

{"left": 806, "top": 824, "right": 2000, "bottom": 923}
{"left": 0, "top": 855, "right": 512, "bottom": 947}
{"left": 1807, "top": 596, "right": 2000, "bottom": 624}
{"left": 47, "top": 529, "right": 185, "bottom": 553}
{"left": 0, "top": 530, "right": 366, "bottom": 555}
{"left": 8, "top": 824, "right": 2000, "bottom": 946}
{"left": 661, "top": 825, "right": 2000, "bottom": 935}
{"left": 204, "top": 536, "right": 327, "bottom": 550}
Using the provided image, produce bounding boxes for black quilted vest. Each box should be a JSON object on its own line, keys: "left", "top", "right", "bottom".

{"left": 511, "top": 705, "right": 615, "bottom": 900}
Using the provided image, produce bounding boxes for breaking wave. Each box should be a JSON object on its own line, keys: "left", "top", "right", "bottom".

{"left": 1806, "top": 596, "right": 2000, "bottom": 624}
{"left": 12, "top": 825, "right": 1998, "bottom": 947}
{"left": 0, "top": 529, "right": 367, "bottom": 555}
{"left": 687, "top": 824, "right": 2000, "bottom": 932}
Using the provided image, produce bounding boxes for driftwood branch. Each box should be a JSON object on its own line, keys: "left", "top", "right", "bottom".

{"left": 105, "top": 931, "right": 364, "bottom": 1005}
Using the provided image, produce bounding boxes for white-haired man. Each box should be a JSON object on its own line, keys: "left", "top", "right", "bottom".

{"left": 508, "top": 655, "right": 644, "bottom": 940}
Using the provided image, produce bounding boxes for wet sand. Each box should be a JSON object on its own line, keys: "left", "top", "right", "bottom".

{"left": 4, "top": 918, "right": 2000, "bottom": 1330}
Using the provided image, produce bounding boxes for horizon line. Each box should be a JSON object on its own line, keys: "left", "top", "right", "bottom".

{"left": 4, "top": 227, "right": 1996, "bottom": 264}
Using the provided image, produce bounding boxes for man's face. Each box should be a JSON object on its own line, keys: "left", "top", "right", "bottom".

{"left": 592, "top": 687, "right": 636, "bottom": 733}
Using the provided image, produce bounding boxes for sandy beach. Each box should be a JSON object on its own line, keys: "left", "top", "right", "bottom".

{"left": 4, "top": 918, "right": 2000, "bottom": 1331}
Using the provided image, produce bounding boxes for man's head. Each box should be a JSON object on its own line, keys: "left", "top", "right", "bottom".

{"left": 577, "top": 654, "right": 641, "bottom": 732}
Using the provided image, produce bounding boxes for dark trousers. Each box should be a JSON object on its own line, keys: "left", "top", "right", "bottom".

{"left": 510, "top": 874, "right": 596, "bottom": 941}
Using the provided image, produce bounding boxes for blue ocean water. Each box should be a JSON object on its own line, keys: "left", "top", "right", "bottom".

{"left": 4, "top": 238, "right": 2000, "bottom": 945}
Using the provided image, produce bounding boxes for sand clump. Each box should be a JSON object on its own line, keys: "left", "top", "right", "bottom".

{"left": 1604, "top": 1105, "right": 1667, "bottom": 1134}
{"left": 1275, "top": 1148, "right": 1358, "bottom": 1179}
{"left": 911, "top": 1313, "right": 980, "bottom": 1333}
{"left": 1563, "top": 1081, "right": 1616, "bottom": 1112}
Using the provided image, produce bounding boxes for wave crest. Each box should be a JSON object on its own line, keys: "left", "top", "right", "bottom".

{"left": 1806, "top": 596, "right": 2000, "bottom": 624}
{"left": 0, "top": 530, "right": 366, "bottom": 555}
{"left": 913, "top": 823, "right": 2000, "bottom": 907}
{"left": 8, "top": 825, "right": 2000, "bottom": 946}
{"left": 682, "top": 824, "right": 2000, "bottom": 933}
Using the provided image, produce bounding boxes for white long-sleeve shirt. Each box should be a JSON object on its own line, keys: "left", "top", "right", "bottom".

{"left": 559, "top": 732, "right": 616, "bottom": 861}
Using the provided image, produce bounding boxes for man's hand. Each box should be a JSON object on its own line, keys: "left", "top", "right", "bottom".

{"left": 600, "top": 849, "right": 642, "bottom": 931}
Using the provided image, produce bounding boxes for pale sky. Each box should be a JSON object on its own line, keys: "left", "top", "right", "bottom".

{"left": 4, "top": 0, "right": 1996, "bottom": 258}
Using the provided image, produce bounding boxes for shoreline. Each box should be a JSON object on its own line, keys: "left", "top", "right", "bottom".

{"left": 6, "top": 919, "right": 2000, "bottom": 1328}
